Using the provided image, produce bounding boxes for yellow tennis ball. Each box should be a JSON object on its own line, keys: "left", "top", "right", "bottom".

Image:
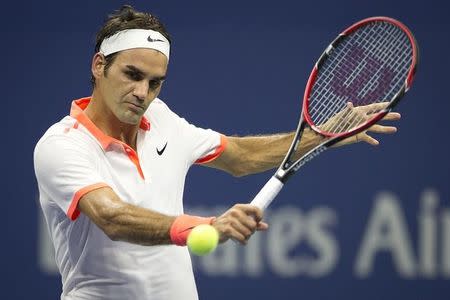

{"left": 187, "top": 224, "right": 219, "bottom": 256}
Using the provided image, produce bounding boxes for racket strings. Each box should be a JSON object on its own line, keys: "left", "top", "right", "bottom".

{"left": 313, "top": 23, "right": 405, "bottom": 130}
{"left": 312, "top": 24, "right": 409, "bottom": 132}
{"left": 308, "top": 21, "right": 413, "bottom": 134}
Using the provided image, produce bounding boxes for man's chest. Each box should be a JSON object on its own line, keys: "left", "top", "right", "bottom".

{"left": 95, "top": 129, "right": 189, "bottom": 214}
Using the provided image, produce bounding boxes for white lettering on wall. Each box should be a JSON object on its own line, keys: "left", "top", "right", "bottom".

{"left": 354, "top": 192, "right": 416, "bottom": 278}
{"left": 419, "top": 189, "right": 438, "bottom": 277}
{"left": 354, "top": 188, "right": 450, "bottom": 278}
{"left": 442, "top": 209, "right": 450, "bottom": 276}
{"left": 306, "top": 207, "right": 339, "bottom": 277}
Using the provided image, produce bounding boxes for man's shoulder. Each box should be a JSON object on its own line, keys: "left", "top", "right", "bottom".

{"left": 35, "top": 115, "right": 96, "bottom": 153}
{"left": 146, "top": 97, "right": 179, "bottom": 120}
{"left": 148, "top": 97, "right": 169, "bottom": 112}
{"left": 37, "top": 115, "right": 73, "bottom": 140}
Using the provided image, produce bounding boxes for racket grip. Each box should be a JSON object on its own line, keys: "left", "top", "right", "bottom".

{"left": 250, "top": 176, "right": 284, "bottom": 210}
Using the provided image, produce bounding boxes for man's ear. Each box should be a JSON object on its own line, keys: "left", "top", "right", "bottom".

{"left": 91, "top": 53, "right": 106, "bottom": 80}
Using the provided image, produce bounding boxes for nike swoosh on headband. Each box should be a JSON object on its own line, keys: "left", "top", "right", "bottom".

{"left": 148, "top": 36, "right": 165, "bottom": 43}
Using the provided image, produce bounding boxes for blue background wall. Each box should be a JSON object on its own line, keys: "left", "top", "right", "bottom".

{"left": 3, "top": 0, "right": 450, "bottom": 299}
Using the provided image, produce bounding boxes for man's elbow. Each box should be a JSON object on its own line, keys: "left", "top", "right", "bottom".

{"left": 227, "top": 164, "right": 253, "bottom": 177}
{"left": 101, "top": 225, "right": 120, "bottom": 241}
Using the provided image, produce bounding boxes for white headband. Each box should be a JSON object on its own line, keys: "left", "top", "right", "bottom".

{"left": 99, "top": 29, "right": 170, "bottom": 60}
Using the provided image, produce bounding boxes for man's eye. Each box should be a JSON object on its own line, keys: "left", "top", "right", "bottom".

{"left": 149, "top": 80, "right": 161, "bottom": 89}
{"left": 125, "top": 71, "right": 142, "bottom": 81}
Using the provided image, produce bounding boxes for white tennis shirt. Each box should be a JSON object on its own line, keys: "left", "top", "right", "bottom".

{"left": 34, "top": 97, "right": 226, "bottom": 300}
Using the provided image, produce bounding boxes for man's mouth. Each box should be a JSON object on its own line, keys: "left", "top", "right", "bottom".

{"left": 125, "top": 102, "right": 145, "bottom": 112}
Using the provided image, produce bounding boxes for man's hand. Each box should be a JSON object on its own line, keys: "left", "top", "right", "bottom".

{"left": 321, "top": 101, "right": 401, "bottom": 147}
{"left": 212, "top": 204, "right": 269, "bottom": 245}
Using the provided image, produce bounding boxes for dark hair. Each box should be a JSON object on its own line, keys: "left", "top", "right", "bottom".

{"left": 91, "top": 5, "right": 171, "bottom": 86}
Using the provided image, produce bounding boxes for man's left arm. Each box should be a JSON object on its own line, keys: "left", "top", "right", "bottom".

{"left": 204, "top": 111, "right": 401, "bottom": 176}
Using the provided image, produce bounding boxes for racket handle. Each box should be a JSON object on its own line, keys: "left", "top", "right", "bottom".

{"left": 250, "top": 176, "right": 284, "bottom": 210}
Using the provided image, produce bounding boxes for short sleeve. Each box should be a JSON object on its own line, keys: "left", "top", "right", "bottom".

{"left": 176, "top": 117, "right": 227, "bottom": 165}
{"left": 150, "top": 100, "right": 228, "bottom": 166}
{"left": 34, "top": 135, "right": 109, "bottom": 220}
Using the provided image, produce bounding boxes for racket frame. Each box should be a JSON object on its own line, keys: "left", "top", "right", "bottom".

{"left": 252, "top": 16, "right": 419, "bottom": 210}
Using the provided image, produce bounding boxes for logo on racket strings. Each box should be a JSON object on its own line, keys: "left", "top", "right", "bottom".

{"left": 330, "top": 45, "right": 395, "bottom": 106}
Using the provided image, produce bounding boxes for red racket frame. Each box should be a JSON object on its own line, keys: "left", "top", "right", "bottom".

{"left": 302, "top": 16, "right": 419, "bottom": 139}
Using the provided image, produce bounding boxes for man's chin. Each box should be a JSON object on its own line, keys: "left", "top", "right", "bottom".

{"left": 119, "top": 112, "right": 141, "bottom": 125}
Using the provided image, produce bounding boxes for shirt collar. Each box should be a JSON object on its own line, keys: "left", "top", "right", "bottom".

{"left": 70, "top": 97, "right": 151, "bottom": 150}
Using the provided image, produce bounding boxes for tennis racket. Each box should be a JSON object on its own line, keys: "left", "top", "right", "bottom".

{"left": 250, "top": 16, "right": 419, "bottom": 210}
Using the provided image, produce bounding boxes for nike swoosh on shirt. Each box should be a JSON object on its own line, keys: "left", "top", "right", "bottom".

{"left": 156, "top": 142, "right": 168, "bottom": 155}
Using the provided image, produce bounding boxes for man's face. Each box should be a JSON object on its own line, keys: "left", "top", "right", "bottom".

{"left": 94, "top": 48, "right": 168, "bottom": 125}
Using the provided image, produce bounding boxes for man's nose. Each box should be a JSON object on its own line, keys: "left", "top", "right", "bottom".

{"left": 133, "top": 81, "right": 149, "bottom": 101}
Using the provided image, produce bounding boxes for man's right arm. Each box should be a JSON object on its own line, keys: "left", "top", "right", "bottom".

{"left": 78, "top": 186, "right": 175, "bottom": 245}
{"left": 78, "top": 187, "right": 267, "bottom": 246}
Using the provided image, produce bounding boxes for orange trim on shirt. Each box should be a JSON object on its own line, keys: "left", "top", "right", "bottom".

{"left": 195, "top": 135, "right": 228, "bottom": 164}
{"left": 67, "top": 182, "right": 110, "bottom": 221}
{"left": 70, "top": 97, "right": 151, "bottom": 150}
{"left": 123, "top": 144, "right": 145, "bottom": 179}
{"left": 70, "top": 97, "right": 148, "bottom": 180}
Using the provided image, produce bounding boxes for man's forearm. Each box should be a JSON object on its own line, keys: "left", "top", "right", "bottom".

{"left": 79, "top": 187, "right": 176, "bottom": 246}
{"left": 101, "top": 202, "right": 176, "bottom": 245}
{"left": 224, "top": 128, "right": 323, "bottom": 176}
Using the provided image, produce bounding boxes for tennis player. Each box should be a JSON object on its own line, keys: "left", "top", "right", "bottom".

{"left": 33, "top": 5, "right": 401, "bottom": 300}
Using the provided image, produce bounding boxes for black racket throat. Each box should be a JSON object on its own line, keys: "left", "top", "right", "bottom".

{"left": 275, "top": 118, "right": 336, "bottom": 184}
{"left": 280, "top": 116, "right": 307, "bottom": 170}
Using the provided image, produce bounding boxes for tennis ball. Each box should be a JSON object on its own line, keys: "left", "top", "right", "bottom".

{"left": 187, "top": 224, "right": 219, "bottom": 256}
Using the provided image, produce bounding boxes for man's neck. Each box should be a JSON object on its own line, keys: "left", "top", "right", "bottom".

{"left": 84, "top": 94, "right": 139, "bottom": 149}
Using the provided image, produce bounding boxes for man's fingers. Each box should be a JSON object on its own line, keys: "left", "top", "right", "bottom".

{"left": 229, "top": 208, "right": 257, "bottom": 234}
{"left": 223, "top": 221, "right": 250, "bottom": 245}
{"left": 229, "top": 205, "right": 260, "bottom": 229}
{"left": 360, "top": 101, "right": 389, "bottom": 113}
{"left": 231, "top": 221, "right": 268, "bottom": 244}
{"left": 231, "top": 221, "right": 253, "bottom": 242}
{"left": 359, "top": 133, "right": 379, "bottom": 145}
{"left": 382, "top": 112, "right": 401, "bottom": 121}
{"left": 367, "top": 124, "right": 398, "bottom": 134}
{"left": 231, "top": 231, "right": 248, "bottom": 245}
{"left": 215, "top": 222, "right": 248, "bottom": 244}
{"left": 256, "top": 222, "right": 269, "bottom": 231}
{"left": 234, "top": 204, "right": 263, "bottom": 222}
{"left": 213, "top": 203, "right": 268, "bottom": 245}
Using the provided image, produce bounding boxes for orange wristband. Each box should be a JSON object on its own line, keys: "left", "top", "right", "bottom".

{"left": 170, "top": 214, "right": 215, "bottom": 246}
